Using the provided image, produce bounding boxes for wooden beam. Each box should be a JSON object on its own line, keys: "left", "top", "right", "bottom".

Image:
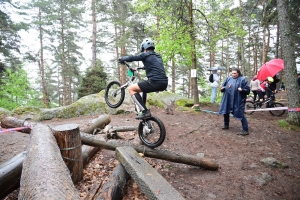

{"left": 116, "top": 146, "right": 185, "bottom": 200}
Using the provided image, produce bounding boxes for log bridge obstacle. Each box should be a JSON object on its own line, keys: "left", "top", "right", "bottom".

{"left": 0, "top": 115, "right": 219, "bottom": 200}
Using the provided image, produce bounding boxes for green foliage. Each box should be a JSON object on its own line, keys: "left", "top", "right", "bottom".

{"left": 12, "top": 106, "right": 41, "bottom": 115}
{"left": 176, "top": 98, "right": 194, "bottom": 107}
{"left": 0, "top": 68, "right": 42, "bottom": 110}
{"left": 77, "top": 66, "right": 107, "bottom": 98}
{"left": 278, "top": 120, "right": 300, "bottom": 131}
{"left": 0, "top": 1, "right": 27, "bottom": 72}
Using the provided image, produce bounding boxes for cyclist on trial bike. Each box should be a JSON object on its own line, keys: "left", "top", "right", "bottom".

{"left": 118, "top": 38, "right": 168, "bottom": 119}
{"left": 257, "top": 76, "right": 274, "bottom": 108}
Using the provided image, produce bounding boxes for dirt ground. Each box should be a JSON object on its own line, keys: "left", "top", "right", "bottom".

{"left": 1, "top": 91, "right": 300, "bottom": 200}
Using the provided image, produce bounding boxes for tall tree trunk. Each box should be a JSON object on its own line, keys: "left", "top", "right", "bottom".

{"left": 67, "top": 49, "right": 72, "bottom": 105}
{"left": 57, "top": 69, "right": 62, "bottom": 106}
{"left": 262, "top": 25, "right": 268, "bottom": 64}
{"left": 120, "top": 45, "right": 126, "bottom": 84}
{"left": 60, "top": 15, "right": 67, "bottom": 106}
{"left": 171, "top": 58, "right": 175, "bottom": 93}
{"left": 92, "top": 0, "right": 97, "bottom": 68}
{"left": 120, "top": 0, "right": 127, "bottom": 84}
{"left": 225, "top": 36, "right": 230, "bottom": 77}
{"left": 277, "top": 0, "right": 300, "bottom": 125}
{"left": 248, "top": 25, "right": 252, "bottom": 77}
{"left": 275, "top": 22, "right": 280, "bottom": 58}
{"left": 188, "top": 0, "right": 199, "bottom": 109}
{"left": 210, "top": 51, "right": 215, "bottom": 68}
{"left": 114, "top": 25, "right": 120, "bottom": 81}
{"left": 38, "top": 8, "right": 49, "bottom": 108}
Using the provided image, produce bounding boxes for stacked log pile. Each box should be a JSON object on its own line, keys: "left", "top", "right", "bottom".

{"left": 0, "top": 115, "right": 219, "bottom": 200}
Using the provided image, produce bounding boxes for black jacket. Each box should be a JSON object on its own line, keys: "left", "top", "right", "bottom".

{"left": 121, "top": 51, "right": 168, "bottom": 82}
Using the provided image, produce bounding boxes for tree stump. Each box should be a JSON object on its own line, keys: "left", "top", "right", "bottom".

{"left": 52, "top": 124, "right": 83, "bottom": 183}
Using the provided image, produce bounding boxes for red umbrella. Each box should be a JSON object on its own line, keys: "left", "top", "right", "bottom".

{"left": 257, "top": 59, "right": 284, "bottom": 81}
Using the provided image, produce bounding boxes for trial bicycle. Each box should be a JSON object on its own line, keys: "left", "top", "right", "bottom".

{"left": 104, "top": 61, "right": 166, "bottom": 148}
{"left": 245, "top": 92, "right": 285, "bottom": 116}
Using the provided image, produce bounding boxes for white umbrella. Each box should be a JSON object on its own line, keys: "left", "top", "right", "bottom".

{"left": 207, "top": 66, "right": 226, "bottom": 71}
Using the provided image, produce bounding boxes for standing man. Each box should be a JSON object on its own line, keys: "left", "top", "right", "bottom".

{"left": 219, "top": 68, "right": 250, "bottom": 136}
{"left": 210, "top": 70, "right": 219, "bottom": 103}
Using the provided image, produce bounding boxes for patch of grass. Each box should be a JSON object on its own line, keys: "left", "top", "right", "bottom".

{"left": 278, "top": 120, "right": 300, "bottom": 131}
{"left": 176, "top": 99, "right": 193, "bottom": 107}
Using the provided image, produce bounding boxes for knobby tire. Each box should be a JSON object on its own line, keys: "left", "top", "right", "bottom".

{"left": 104, "top": 81, "right": 125, "bottom": 108}
{"left": 138, "top": 116, "right": 166, "bottom": 148}
{"left": 269, "top": 102, "right": 286, "bottom": 116}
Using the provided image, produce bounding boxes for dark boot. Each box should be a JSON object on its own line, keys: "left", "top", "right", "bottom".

{"left": 222, "top": 126, "right": 229, "bottom": 130}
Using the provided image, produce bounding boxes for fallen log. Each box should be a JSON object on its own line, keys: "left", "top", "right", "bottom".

{"left": 0, "top": 151, "right": 26, "bottom": 199}
{"left": 116, "top": 146, "right": 185, "bottom": 200}
{"left": 0, "top": 116, "right": 105, "bottom": 199}
{"left": 94, "top": 162, "right": 129, "bottom": 200}
{"left": 80, "top": 132, "right": 219, "bottom": 170}
{"left": 82, "top": 145, "right": 100, "bottom": 168}
{"left": 18, "top": 124, "right": 81, "bottom": 199}
{"left": 52, "top": 124, "right": 83, "bottom": 183}
{"left": 101, "top": 125, "right": 137, "bottom": 133}
{"left": 83, "top": 114, "right": 111, "bottom": 134}
{"left": 0, "top": 116, "right": 36, "bottom": 133}
{"left": 0, "top": 143, "right": 100, "bottom": 200}
{"left": 99, "top": 125, "right": 138, "bottom": 139}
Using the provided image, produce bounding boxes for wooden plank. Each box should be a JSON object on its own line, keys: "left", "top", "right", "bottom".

{"left": 116, "top": 146, "right": 185, "bottom": 200}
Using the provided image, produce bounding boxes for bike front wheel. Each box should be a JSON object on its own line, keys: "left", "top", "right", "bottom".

{"left": 245, "top": 101, "right": 256, "bottom": 115}
{"left": 105, "top": 81, "right": 125, "bottom": 108}
{"left": 138, "top": 116, "right": 166, "bottom": 148}
{"left": 269, "top": 102, "right": 286, "bottom": 116}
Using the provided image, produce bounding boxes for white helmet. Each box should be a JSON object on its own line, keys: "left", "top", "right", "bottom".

{"left": 140, "top": 38, "right": 155, "bottom": 52}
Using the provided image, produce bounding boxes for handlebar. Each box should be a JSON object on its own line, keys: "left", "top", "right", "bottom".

{"left": 122, "top": 61, "right": 145, "bottom": 71}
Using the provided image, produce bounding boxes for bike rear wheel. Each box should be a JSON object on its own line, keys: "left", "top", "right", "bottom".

{"left": 138, "top": 116, "right": 166, "bottom": 148}
{"left": 105, "top": 81, "right": 125, "bottom": 108}
{"left": 245, "top": 101, "right": 256, "bottom": 114}
{"left": 269, "top": 102, "right": 286, "bottom": 116}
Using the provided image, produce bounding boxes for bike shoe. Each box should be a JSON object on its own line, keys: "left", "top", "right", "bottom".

{"left": 136, "top": 110, "right": 152, "bottom": 119}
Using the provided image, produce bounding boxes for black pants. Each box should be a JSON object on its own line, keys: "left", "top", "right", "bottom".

{"left": 252, "top": 90, "right": 258, "bottom": 102}
{"left": 257, "top": 91, "right": 265, "bottom": 107}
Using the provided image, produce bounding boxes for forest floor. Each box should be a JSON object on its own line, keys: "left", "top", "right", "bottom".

{"left": 1, "top": 91, "right": 300, "bottom": 200}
